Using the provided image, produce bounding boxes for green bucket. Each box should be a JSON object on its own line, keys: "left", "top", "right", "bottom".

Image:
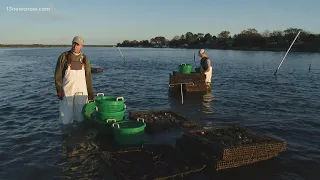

{"left": 111, "top": 118, "right": 146, "bottom": 145}
{"left": 94, "top": 93, "right": 126, "bottom": 113}
{"left": 92, "top": 118, "right": 117, "bottom": 135}
{"left": 82, "top": 101, "right": 96, "bottom": 122}
{"left": 96, "top": 108, "right": 126, "bottom": 121}
{"left": 178, "top": 63, "right": 192, "bottom": 74}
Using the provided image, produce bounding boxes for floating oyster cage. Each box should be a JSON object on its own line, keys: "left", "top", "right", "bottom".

{"left": 182, "top": 125, "right": 287, "bottom": 161}
{"left": 177, "top": 125, "right": 287, "bottom": 170}
{"left": 184, "top": 83, "right": 210, "bottom": 92}
{"left": 172, "top": 71, "right": 206, "bottom": 79}
{"left": 169, "top": 71, "right": 210, "bottom": 93}
{"left": 169, "top": 82, "right": 210, "bottom": 93}
{"left": 169, "top": 71, "right": 205, "bottom": 84}
{"left": 110, "top": 144, "right": 206, "bottom": 180}
{"left": 91, "top": 67, "right": 104, "bottom": 73}
{"left": 129, "top": 110, "right": 197, "bottom": 133}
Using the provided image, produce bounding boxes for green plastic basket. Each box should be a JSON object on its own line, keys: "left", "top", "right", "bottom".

{"left": 96, "top": 108, "right": 126, "bottom": 121}
{"left": 94, "top": 93, "right": 126, "bottom": 113}
{"left": 82, "top": 101, "right": 96, "bottom": 121}
{"left": 112, "top": 118, "right": 146, "bottom": 145}
{"left": 178, "top": 63, "right": 192, "bottom": 74}
{"left": 92, "top": 118, "right": 117, "bottom": 135}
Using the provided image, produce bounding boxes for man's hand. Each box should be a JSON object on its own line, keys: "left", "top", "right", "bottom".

{"left": 88, "top": 95, "right": 94, "bottom": 101}
{"left": 57, "top": 92, "right": 64, "bottom": 100}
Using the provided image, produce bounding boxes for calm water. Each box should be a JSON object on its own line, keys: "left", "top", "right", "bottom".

{"left": 0, "top": 47, "right": 319, "bottom": 180}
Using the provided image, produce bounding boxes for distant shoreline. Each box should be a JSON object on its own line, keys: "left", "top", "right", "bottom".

{"left": 116, "top": 27, "right": 320, "bottom": 53}
{"left": 0, "top": 44, "right": 116, "bottom": 48}
{"left": 117, "top": 46, "right": 320, "bottom": 53}
{"left": 0, "top": 44, "right": 319, "bottom": 53}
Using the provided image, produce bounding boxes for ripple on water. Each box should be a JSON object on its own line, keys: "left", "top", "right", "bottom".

{"left": 1, "top": 48, "right": 320, "bottom": 180}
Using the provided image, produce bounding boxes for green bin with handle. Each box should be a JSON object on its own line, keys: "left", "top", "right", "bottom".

{"left": 178, "top": 63, "right": 192, "bottom": 74}
{"left": 92, "top": 118, "right": 118, "bottom": 135}
{"left": 94, "top": 93, "right": 126, "bottom": 113}
{"left": 82, "top": 101, "right": 97, "bottom": 128}
{"left": 82, "top": 101, "right": 96, "bottom": 121}
{"left": 96, "top": 108, "right": 126, "bottom": 121}
{"left": 111, "top": 118, "right": 147, "bottom": 145}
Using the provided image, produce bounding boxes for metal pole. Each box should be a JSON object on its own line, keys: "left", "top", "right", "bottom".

{"left": 274, "top": 31, "right": 301, "bottom": 75}
{"left": 309, "top": 59, "right": 312, "bottom": 71}
{"left": 118, "top": 47, "right": 125, "bottom": 60}
{"left": 180, "top": 84, "right": 183, "bottom": 104}
{"left": 194, "top": 52, "right": 197, "bottom": 67}
{"left": 169, "top": 82, "right": 194, "bottom": 104}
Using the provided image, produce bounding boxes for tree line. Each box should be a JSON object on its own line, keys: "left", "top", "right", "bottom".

{"left": 117, "top": 28, "right": 320, "bottom": 52}
{"left": 0, "top": 44, "right": 115, "bottom": 48}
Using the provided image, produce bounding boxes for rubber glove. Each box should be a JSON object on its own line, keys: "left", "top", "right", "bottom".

{"left": 88, "top": 95, "right": 94, "bottom": 101}
{"left": 57, "top": 92, "right": 63, "bottom": 100}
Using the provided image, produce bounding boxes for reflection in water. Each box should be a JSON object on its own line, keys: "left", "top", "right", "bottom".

{"left": 168, "top": 90, "right": 214, "bottom": 115}
{"left": 60, "top": 122, "right": 83, "bottom": 136}
{"left": 201, "top": 92, "right": 214, "bottom": 114}
{"left": 1, "top": 48, "right": 320, "bottom": 180}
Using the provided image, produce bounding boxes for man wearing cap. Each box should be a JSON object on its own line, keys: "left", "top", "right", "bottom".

{"left": 198, "top": 49, "right": 213, "bottom": 86}
{"left": 54, "top": 36, "right": 94, "bottom": 124}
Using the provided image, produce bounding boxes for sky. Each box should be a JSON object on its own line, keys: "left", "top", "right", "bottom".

{"left": 0, "top": 0, "right": 319, "bottom": 45}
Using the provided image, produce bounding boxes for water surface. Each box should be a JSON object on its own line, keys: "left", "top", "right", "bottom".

{"left": 0, "top": 47, "right": 319, "bottom": 180}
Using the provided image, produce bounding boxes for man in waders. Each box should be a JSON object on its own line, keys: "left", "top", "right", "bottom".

{"left": 54, "top": 36, "right": 94, "bottom": 125}
{"left": 198, "top": 49, "right": 213, "bottom": 87}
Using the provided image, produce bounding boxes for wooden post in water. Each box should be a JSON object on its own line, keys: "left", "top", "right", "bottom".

{"left": 274, "top": 31, "right": 301, "bottom": 75}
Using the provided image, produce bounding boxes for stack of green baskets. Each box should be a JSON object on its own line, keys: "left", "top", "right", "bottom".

{"left": 82, "top": 100, "right": 112, "bottom": 133}
{"left": 94, "top": 93, "right": 126, "bottom": 122}
{"left": 82, "top": 93, "right": 147, "bottom": 143}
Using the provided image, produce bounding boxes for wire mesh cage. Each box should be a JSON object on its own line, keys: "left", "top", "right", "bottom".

{"left": 176, "top": 125, "right": 287, "bottom": 170}
{"left": 129, "top": 110, "right": 197, "bottom": 133}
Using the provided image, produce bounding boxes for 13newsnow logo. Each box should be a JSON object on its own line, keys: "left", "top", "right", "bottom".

{"left": 6, "top": 6, "right": 51, "bottom": 12}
